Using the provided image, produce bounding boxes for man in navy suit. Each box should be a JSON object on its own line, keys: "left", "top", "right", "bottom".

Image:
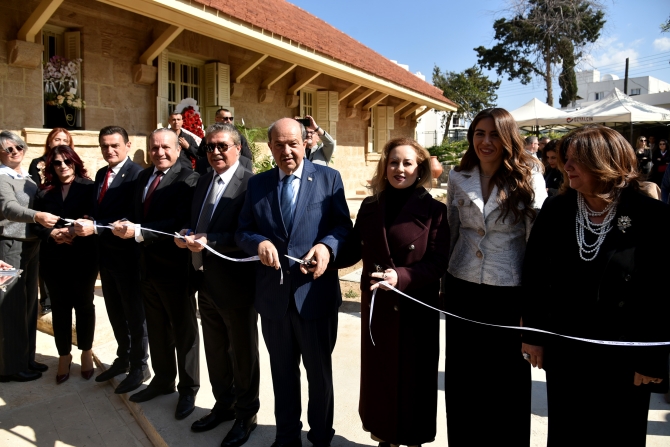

{"left": 74, "top": 126, "right": 149, "bottom": 393}
{"left": 236, "top": 118, "right": 352, "bottom": 447}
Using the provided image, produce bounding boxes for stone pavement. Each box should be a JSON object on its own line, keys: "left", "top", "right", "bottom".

{"left": 2, "top": 284, "right": 669, "bottom": 447}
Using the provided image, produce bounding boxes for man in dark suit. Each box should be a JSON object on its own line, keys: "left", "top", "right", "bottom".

{"left": 235, "top": 118, "right": 352, "bottom": 447}
{"left": 111, "top": 128, "right": 200, "bottom": 420}
{"left": 168, "top": 111, "right": 198, "bottom": 171}
{"left": 176, "top": 123, "right": 259, "bottom": 447}
{"left": 74, "top": 126, "right": 149, "bottom": 394}
{"left": 196, "top": 109, "right": 253, "bottom": 174}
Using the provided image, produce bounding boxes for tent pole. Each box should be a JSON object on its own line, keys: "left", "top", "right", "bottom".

{"left": 629, "top": 123, "right": 633, "bottom": 144}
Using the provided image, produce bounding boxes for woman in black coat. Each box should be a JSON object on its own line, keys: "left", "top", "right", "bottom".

{"left": 522, "top": 125, "right": 670, "bottom": 447}
{"left": 338, "top": 137, "right": 449, "bottom": 447}
{"left": 35, "top": 145, "right": 98, "bottom": 384}
{"left": 542, "top": 139, "right": 563, "bottom": 197}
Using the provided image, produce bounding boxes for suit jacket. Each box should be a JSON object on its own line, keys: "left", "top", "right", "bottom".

{"left": 522, "top": 188, "right": 670, "bottom": 382}
{"left": 132, "top": 162, "right": 199, "bottom": 280}
{"left": 176, "top": 130, "right": 198, "bottom": 171}
{"left": 190, "top": 164, "right": 255, "bottom": 309}
{"left": 92, "top": 158, "right": 144, "bottom": 269}
{"left": 235, "top": 159, "right": 352, "bottom": 320}
{"left": 34, "top": 177, "right": 98, "bottom": 266}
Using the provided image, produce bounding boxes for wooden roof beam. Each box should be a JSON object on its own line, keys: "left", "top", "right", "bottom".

{"left": 348, "top": 88, "right": 375, "bottom": 108}
{"left": 233, "top": 53, "right": 268, "bottom": 83}
{"left": 18, "top": 0, "right": 64, "bottom": 43}
{"left": 362, "top": 93, "right": 388, "bottom": 110}
{"left": 401, "top": 104, "right": 423, "bottom": 119}
{"left": 288, "top": 70, "right": 322, "bottom": 95}
{"left": 261, "top": 62, "right": 297, "bottom": 90}
{"left": 412, "top": 107, "right": 431, "bottom": 121}
{"left": 139, "top": 25, "right": 183, "bottom": 65}
{"left": 338, "top": 83, "right": 361, "bottom": 102}
{"left": 394, "top": 100, "right": 412, "bottom": 115}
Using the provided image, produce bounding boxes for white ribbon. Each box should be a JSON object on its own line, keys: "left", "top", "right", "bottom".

{"left": 369, "top": 281, "right": 670, "bottom": 347}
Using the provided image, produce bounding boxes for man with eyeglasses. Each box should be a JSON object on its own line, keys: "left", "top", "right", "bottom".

{"left": 175, "top": 123, "right": 259, "bottom": 447}
{"left": 197, "top": 109, "right": 253, "bottom": 173}
{"left": 303, "top": 115, "right": 335, "bottom": 166}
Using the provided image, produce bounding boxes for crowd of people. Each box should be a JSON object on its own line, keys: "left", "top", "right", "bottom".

{"left": 0, "top": 107, "right": 669, "bottom": 447}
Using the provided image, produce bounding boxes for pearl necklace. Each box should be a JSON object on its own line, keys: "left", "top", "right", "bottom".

{"left": 575, "top": 192, "right": 618, "bottom": 261}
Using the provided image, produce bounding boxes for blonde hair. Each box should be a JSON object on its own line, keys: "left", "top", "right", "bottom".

{"left": 368, "top": 137, "right": 432, "bottom": 196}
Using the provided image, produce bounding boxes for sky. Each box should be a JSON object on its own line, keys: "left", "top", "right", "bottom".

{"left": 287, "top": 0, "right": 670, "bottom": 111}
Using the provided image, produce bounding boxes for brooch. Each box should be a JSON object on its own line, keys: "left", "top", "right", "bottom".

{"left": 617, "top": 216, "right": 631, "bottom": 233}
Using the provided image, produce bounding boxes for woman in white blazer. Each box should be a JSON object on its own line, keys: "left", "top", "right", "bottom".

{"left": 442, "top": 108, "right": 547, "bottom": 446}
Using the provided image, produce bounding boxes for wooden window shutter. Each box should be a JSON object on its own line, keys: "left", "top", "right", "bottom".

{"left": 328, "top": 121, "right": 337, "bottom": 141}
{"left": 328, "top": 91, "right": 339, "bottom": 121}
{"left": 63, "top": 31, "right": 80, "bottom": 60}
{"left": 386, "top": 106, "right": 394, "bottom": 130}
{"left": 204, "top": 62, "right": 217, "bottom": 107}
{"left": 367, "top": 126, "right": 373, "bottom": 153}
{"left": 316, "top": 91, "right": 329, "bottom": 123}
{"left": 156, "top": 51, "right": 170, "bottom": 128}
{"left": 376, "top": 105, "right": 388, "bottom": 152}
{"left": 217, "top": 63, "right": 230, "bottom": 106}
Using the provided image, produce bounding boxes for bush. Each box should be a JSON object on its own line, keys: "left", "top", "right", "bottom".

{"left": 235, "top": 124, "right": 275, "bottom": 173}
{"left": 427, "top": 139, "right": 468, "bottom": 165}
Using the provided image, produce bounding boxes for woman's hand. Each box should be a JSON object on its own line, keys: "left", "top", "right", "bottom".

{"left": 35, "top": 212, "right": 59, "bottom": 228}
{"left": 633, "top": 372, "right": 663, "bottom": 386}
{"left": 0, "top": 260, "right": 13, "bottom": 270}
{"left": 521, "top": 343, "right": 544, "bottom": 369}
{"left": 369, "top": 268, "right": 398, "bottom": 291}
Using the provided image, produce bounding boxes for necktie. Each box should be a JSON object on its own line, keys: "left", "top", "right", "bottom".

{"left": 98, "top": 168, "right": 112, "bottom": 203}
{"left": 192, "top": 177, "right": 223, "bottom": 270}
{"left": 280, "top": 174, "right": 295, "bottom": 233}
{"left": 143, "top": 171, "right": 164, "bottom": 217}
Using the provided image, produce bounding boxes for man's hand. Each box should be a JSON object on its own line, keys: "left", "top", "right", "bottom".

{"left": 521, "top": 343, "right": 544, "bottom": 369}
{"left": 305, "top": 115, "right": 319, "bottom": 133}
{"left": 35, "top": 212, "right": 59, "bottom": 228}
{"left": 112, "top": 220, "right": 135, "bottom": 239}
{"left": 185, "top": 233, "right": 207, "bottom": 253}
{"left": 633, "top": 372, "right": 663, "bottom": 386}
{"left": 174, "top": 229, "right": 189, "bottom": 249}
{"left": 50, "top": 227, "right": 75, "bottom": 245}
{"left": 178, "top": 137, "right": 189, "bottom": 149}
{"left": 300, "top": 243, "right": 330, "bottom": 279}
{"left": 258, "top": 240, "right": 280, "bottom": 270}
{"left": 74, "top": 218, "right": 95, "bottom": 237}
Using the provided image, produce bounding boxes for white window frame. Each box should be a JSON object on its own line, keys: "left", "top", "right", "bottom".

{"left": 167, "top": 55, "right": 205, "bottom": 115}
{"left": 300, "top": 88, "right": 316, "bottom": 118}
{"left": 594, "top": 92, "right": 605, "bottom": 100}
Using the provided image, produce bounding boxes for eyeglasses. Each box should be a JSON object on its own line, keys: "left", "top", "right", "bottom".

{"left": 52, "top": 159, "right": 74, "bottom": 168}
{"left": 205, "top": 142, "right": 237, "bottom": 153}
{"left": 3, "top": 145, "right": 24, "bottom": 153}
{"left": 219, "top": 116, "right": 234, "bottom": 122}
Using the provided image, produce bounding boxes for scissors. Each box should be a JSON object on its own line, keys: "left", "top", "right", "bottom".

{"left": 284, "top": 254, "right": 314, "bottom": 266}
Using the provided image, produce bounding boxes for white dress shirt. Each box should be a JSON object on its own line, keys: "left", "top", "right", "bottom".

{"left": 196, "top": 160, "right": 240, "bottom": 227}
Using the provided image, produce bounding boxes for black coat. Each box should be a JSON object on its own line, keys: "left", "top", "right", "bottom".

{"left": 189, "top": 164, "right": 255, "bottom": 309}
{"left": 650, "top": 149, "right": 670, "bottom": 185}
{"left": 522, "top": 188, "right": 670, "bottom": 386}
{"left": 176, "top": 130, "right": 198, "bottom": 171}
{"left": 543, "top": 166, "right": 563, "bottom": 197}
{"left": 131, "top": 162, "right": 199, "bottom": 281}
{"left": 28, "top": 156, "right": 46, "bottom": 185}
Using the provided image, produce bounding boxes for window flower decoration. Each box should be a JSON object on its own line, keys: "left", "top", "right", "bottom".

{"left": 44, "top": 56, "right": 86, "bottom": 111}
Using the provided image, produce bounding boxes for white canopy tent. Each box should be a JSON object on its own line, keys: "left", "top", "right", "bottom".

{"left": 509, "top": 98, "right": 568, "bottom": 127}
{"left": 544, "top": 88, "right": 670, "bottom": 127}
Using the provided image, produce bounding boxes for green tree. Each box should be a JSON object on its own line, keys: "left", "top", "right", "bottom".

{"left": 432, "top": 65, "right": 501, "bottom": 145}
{"left": 558, "top": 39, "right": 578, "bottom": 107}
{"left": 661, "top": 15, "right": 670, "bottom": 32}
{"left": 475, "top": 0, "right": 605, "bottom": 107}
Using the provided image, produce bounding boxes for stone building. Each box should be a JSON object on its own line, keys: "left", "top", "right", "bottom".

{"left": 2, "top": 0, "right": 456, "bottom": 197}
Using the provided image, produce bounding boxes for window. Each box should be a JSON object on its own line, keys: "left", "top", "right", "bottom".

{"left": 452, "top": 115, "right": 462, "bottom": 127}
{"left": 631, "top": 88, "right": 641, "bottom": 96}
{"left": 167, "top": 58, "right": 203, "bottom": 114}
{"left": 42, "top": 26, "right": 65, "bottom": 64}
{"left": 594, "top": 92, "right": 605, "bottom": 100}
{"left": 300, "top": 89, "right": 315, "bottom": 118}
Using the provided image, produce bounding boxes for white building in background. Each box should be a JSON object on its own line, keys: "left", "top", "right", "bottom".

{"left": 568, "top": 70, "right": 670, "bottom": 110}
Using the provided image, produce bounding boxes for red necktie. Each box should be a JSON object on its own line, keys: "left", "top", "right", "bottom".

{"left": 98, "top": 168, "right": 112, "bottom": 203}
{"left": 143, "top": 171, "right": 164, "bottom": 217}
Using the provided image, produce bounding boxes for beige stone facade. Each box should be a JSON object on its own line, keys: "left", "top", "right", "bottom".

{"left": 2, "top": 0, "right": 446, "bottom": 197}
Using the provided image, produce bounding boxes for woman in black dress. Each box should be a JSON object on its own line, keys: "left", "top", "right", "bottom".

{"left": 35, "top": 145, "right": 98, "bottom": 384}
{"left": 522, "top": 125, "right": 670, "bottom": 446}
{"left": 634, "top": 135, "right": 652, "bottom": 178}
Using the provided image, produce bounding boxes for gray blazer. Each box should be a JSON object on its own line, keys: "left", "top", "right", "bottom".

{"left": 308, "top": 130, "right": 335, "bottom": 166}
{"left": 0, "top": 174, "right": 39, "bottom": 240}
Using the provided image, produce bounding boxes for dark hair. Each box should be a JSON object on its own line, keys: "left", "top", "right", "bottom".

{"left": 215, "top": 108, "right": 230, "bottom": 116}
{"left": 541, "top": 139, "right": 559, "bottom": 165}
{"left": 457, "top": 108, "right": 538, "bottom": 224}
{"left": 169, "top": 111, "right": 182, "bottom": 118}
{"left": 44, "top": 128, "right": 73, "bottom": 156}
{"left": 205, "top": 123, "right": 241, "bottom": 146}
{"left": 556, "top": 125, "right": 640, "bottom": 201}
{"left": 368, "top": 137, "right": 432, "bottom": 196}
{"left": 659, "top": 139, "right": 668, "bottom": 147}
{"left": 42, "top": 145, "right": 90, "bottom": 191}
{"left": 99, "top": 126, "right": 129, "bottom": 144}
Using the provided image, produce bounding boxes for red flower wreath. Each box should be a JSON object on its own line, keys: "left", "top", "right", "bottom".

{"left": 181, "top": 106, "right": 204, "bottom": 139}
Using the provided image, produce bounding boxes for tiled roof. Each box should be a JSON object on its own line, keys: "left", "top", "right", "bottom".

{"left": 192, "top": 0, "right": 456, "bottom": 107}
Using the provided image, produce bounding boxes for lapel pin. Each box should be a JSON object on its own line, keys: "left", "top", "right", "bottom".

{"left": 308, "top": 177, "right": 313, "bottom": 181}
{"left": 122, "top": 174, "right": 125, "bottom": 178}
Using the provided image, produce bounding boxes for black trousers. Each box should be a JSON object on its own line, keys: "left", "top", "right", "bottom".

{"left": 100, "top": 264, "right": 148, "bottom": 369}
{"left": 199, "top": 291, "right": 260, "bottom": 419}
{"left": 0, "top": 238, "right": 39, "bottom": 375}
{"left": 443, "top": 275, "right": 531, "bottom": 447}
{"left": 42, "top": 259, "right": 97, "bottom": 356}
{"left": 141, "top": 276, "right": 199, "bottom": 395}
{"left": 261, "top": 299, "right": 338, "bottom": 447}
